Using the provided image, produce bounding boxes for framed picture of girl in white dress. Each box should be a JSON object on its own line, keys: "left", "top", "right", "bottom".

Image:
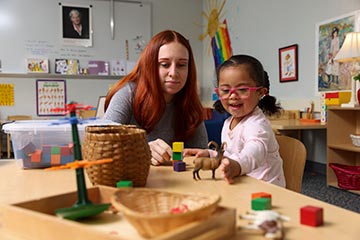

{"left": 316, "top": 10, "right": 360, "bottom": 92}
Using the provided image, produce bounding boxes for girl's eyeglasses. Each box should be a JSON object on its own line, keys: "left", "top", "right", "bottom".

{"left": 215, "top": 86, "right": 262, "bottom": 99}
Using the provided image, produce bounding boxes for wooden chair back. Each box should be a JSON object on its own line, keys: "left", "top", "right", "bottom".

{"left": 276, "top": 135, "right": 307, "bottom": 193}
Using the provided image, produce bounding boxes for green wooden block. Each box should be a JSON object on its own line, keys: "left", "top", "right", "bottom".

{"left": 172, "top": 152, "right": 183, "bottom": 161}
{"left": 251, "top": 197, "right": 271, "bottom": 210}
{"left": 51, "top": 146, "right": 61, "bottom": 155}
{"left": 116, "top": 180, "right": 133, "bottom": 188}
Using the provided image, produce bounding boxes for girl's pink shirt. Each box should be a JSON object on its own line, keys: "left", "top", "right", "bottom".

{"left": 211, "top": 107, "right": 286, "bottom": 187}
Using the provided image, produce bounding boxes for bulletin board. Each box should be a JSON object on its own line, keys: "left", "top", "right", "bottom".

{"left": 36, "top": 80, "right": 67, "bottom": 116}
{"left": 0, "top": 0, "right": 152, "bottom": 74}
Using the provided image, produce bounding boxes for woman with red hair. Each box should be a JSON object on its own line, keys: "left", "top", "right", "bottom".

{"left": 104, "top": 30, "right": 208, "bottom": 165}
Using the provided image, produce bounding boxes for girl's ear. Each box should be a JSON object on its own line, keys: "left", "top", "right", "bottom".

{"left": 259, "top": 87, "right": 268, "bottom": 97}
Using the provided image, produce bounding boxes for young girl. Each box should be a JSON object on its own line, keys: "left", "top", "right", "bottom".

{"left": 186, "top": 54, "right": 285, "bottom": 187}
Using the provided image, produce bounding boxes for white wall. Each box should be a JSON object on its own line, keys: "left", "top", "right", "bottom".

{"left": 200, "top": 0, "right": 360, "bottom": 111}
{"left": 0, "top": 0, "right": 203, "bottom": 119}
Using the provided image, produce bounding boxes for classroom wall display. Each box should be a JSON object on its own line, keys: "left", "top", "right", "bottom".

{"left": 0, "top": 84, "right": 14, "bottom": 106}
{"left": 110, "top": 60, "right": 126, "bottom": 76}
{"left": 199, "top": 0, "right": 232, "bottom": 70}
{"left": 60, "top": 3, "right": 92, "bottom": 47}
{"left": 316, "top": 10, "right": 360, "bottom": 92}
{"left": 36, "top": 80, "right": 67, "bottom": 116}
{"left": 26, "top": 58, "right": 49, "bottom": 73}
{"left": 0, "top": 0, "right": 151, "bottom": 74}
{"left": 88, "top": 60, "right": 109, "bottom": 75}
{"left": 279, "top": 44, "right": 298, "bottom": 82}
{"left": 55, "top": 59, "right": 80, "bottom": 75}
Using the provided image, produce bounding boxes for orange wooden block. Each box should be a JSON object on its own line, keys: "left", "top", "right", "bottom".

{"left": 30, "top": 150, "right": 42, "bottom": 163}
{"left": 51, "top": 154, "right": 61, "bottom": 165}
{"left": 251, "top": 192, "right": 272, "bottom": 200}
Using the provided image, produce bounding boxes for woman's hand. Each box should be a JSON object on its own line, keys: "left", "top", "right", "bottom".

{"left": 148, "top": 139, "right": 172, "bottom": 166}
{"left": 183, "top": 148, "right": 209, "bottom": 158}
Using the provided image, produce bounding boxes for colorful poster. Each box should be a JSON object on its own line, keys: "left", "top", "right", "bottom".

{"left": 36, "top": 80, "right": 67, "bottom": 116}
{"left": 0, "top": 84, "right": 14, "bottom": 106}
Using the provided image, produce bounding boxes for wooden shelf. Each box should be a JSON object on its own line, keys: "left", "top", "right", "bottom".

{"left": 328, "top": 143, "right": 360, "bottom": 152}
{"left": 327, "top": 107, "right": 360, "bottom": 195}
{"left": 0, "top": 73, "right": 122, "bottom": 80}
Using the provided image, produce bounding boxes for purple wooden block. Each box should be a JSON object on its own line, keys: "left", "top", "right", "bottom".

{"left": 173, "top": 161, "right": 186, "bottom": 172}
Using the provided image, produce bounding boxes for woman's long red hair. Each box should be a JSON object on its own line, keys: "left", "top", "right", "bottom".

{"left": 104, "top": 30, "right": 203, "bottom": 142}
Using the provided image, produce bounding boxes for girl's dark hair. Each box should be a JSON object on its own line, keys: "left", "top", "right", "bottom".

{"left": 213, "top": 54, "right": 282, "bottom": 116}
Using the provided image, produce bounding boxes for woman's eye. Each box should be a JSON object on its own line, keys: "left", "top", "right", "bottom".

{"left": 177, "top": 63, "right": 188, "bottom": 68}
{"left": 159, "top": 62, "right": 169, "bottom": 68}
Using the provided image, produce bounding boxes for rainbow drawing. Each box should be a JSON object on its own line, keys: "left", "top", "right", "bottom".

{"left": 211, "top": 19, "right": 233, "bottom": 69}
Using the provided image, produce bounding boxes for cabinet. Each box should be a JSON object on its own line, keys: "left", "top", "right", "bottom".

{"left": 327, "top": 106, "right": 360, "bottom": 195}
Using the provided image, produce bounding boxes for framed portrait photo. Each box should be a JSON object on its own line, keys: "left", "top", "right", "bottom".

{"left": 60, "top": 3, "right": 92, "bottom": 47}
{"left": 279, "top": 44, "right": 298, "bottom": 82}
{"left": 316, "top": 10, "right": 360, "bottom": 93}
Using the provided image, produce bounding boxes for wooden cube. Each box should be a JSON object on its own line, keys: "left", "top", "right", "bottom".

{"left": 173, "top": 161, "right": 186, "bottom": 172}
{"left": 172, "top": 142, "right": 184, "bottom": 152}
{"left": 172, "top": 152, "right": 183, "bottom": 161}
{"left": 251, "top": 197, "right": 271, "bottom": 210}
{"left": 300, "top": 205, "right": 323, "bottom": 227}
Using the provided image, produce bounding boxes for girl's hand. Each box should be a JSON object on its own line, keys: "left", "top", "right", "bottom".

{"left": 184, "top": 148, "right": 210, "bottom": 158}
{"left": 148, "top": 139, "right": 172, "bottom": 166}
{"left": 219, "top": 158, "right": 241, "bottom": 184}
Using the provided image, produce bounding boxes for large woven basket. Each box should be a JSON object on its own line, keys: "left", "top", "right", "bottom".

{"left": 82, "top": 125, "right": 151, "bottom": 187}
{"left": 329, "top": 163, "right": 360, "bottom": 190}
{"left": 111, "top": 188, "right": 221, "bottom": 238}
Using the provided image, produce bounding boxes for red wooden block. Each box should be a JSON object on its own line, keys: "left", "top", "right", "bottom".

{"left": 30, "top": 150, "right": 42, "bottom": 163}
{"left": 300, "top": 205, "right": 324, "bottom": 227}
{"left": 60, "top": 145, "right": 72, "bottom": 156}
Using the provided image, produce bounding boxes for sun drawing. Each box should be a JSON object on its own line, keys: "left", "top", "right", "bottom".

{"left": 199, "top": 0, "right": 226, "bottom": 54}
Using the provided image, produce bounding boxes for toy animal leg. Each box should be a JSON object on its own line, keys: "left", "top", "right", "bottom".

{"left": 193, "top": 170, "right": 201, "bottom": 180}
{"left": 196, "top": 171, "right": 201, "bottom": 180}
{"left": 193, "top": 170, "right": 197, "bottom": 180}
{"left": 212, "top": 170, "right": 216, "bottom": 179}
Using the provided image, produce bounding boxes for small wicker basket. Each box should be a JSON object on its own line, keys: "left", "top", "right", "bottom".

{"left": 329, "top": 163, "right": 360, "bottom": 190}
{"left": 82, "top": 125, "right": 151, "bottom": 187}
{"left": 350, "top": 134, "right": 360, "bottom": 147}
{"left": 111, "top": 188, "right": 221, "bottom": 238}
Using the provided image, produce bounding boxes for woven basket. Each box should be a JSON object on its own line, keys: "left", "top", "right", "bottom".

{"left": 82, "top": 125, "right": 151, "bottom": 187}
{"left": 329, "top": 163, "right": 360, "bottom": 190}
{"left": 111, "top": 188, "right": 221, "bottom": 238}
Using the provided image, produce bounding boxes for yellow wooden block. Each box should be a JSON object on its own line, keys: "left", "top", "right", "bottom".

{"left": 172, "top": 142, "right": 184, "bottom": 152}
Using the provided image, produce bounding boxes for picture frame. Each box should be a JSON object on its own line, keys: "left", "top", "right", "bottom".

{"left": 96, "top": 96, "right": 106, "bottom": 118}
{"left": 60, "top": 3, "right": 92, "bottom": 47}
{"left": 36, "top": 80, "right": 67, "bottom": 116}
{"left": 316, "top": 10, "right": 360, "bottom": 93}
{"left": 279, "top": 44, "right": 298, "bottom": 82}
{"left": 26, "top": 58, "right": 49, "bottom": 73}
{"left": 55, "top": 59, "right": 80, "bottom": 75}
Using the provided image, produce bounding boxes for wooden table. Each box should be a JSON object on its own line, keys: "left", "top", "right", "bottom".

{"left": 0, "top": 158, "right": 359, "bottom": 239}
{"left": 270, "top": 119, "right": 326, "bottom": 139}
